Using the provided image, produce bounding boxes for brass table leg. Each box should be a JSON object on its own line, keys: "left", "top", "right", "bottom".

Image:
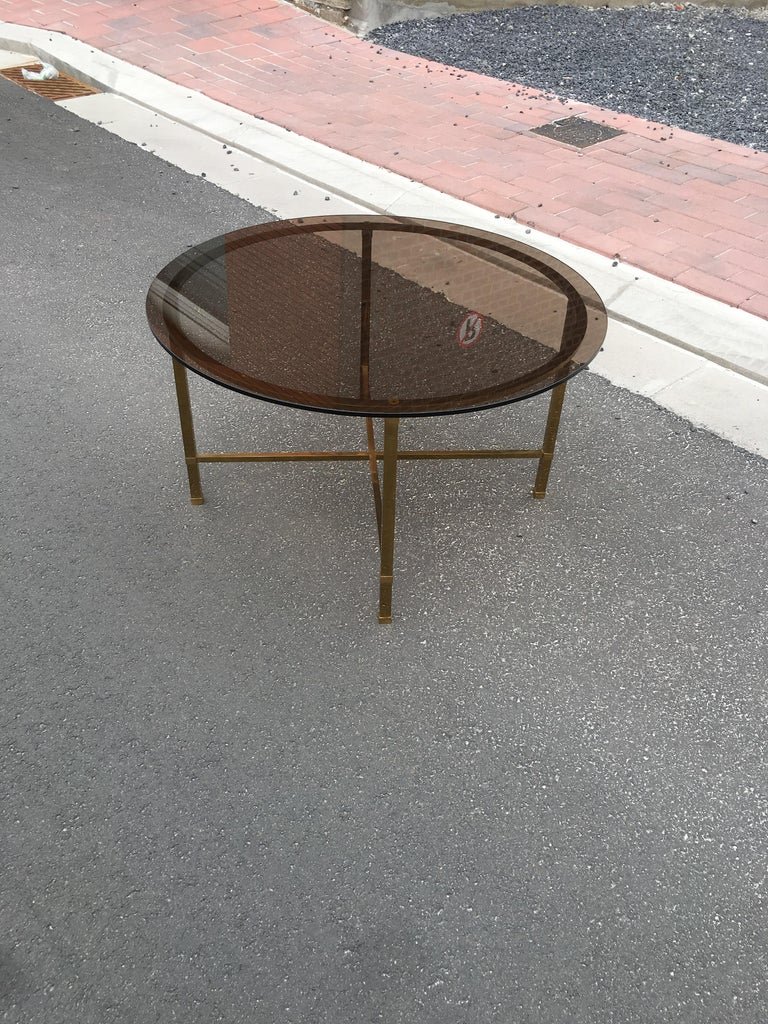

{"left": 533, "top": 383, "right": 567, "bottom": 500}
{"left": 365, "top": 417, "right": 383, "bottom": 535}
{"left": 378, "top": 417, "right": 400, "bottom": 624}
{"left": 167, "top": 366, "right": 570, "bottom": 615}
{"left": 172, "top": 358, "right": 204, "bottom": 505}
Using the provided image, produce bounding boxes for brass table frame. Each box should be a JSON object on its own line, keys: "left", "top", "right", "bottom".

{"left": 172, "top": 358, "right": 566, "bottom": 623}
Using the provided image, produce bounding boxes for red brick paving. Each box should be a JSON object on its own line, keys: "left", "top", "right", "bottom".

{"left": 3, "top": 0, "right": 767, "bottom": 317}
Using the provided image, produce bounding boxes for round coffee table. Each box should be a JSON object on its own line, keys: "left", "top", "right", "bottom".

{"left": 146, "top": 216, "right": 607, "bottom": 622}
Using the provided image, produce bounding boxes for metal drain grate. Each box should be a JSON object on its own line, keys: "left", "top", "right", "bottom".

{"left": 0, "top": 64, "right": 100, "bottom": 101}
{"left": 530, "top": 116, "right": 624, "bottom": 149}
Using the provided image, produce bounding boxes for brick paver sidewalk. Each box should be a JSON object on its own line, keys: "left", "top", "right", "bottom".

{"left": 4, "top": 0, "right": 767, "bottom": 318}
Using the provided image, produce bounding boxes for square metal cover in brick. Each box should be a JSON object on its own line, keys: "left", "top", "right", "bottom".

{"left": 530, "top": 116, "right": 624, "bottom": 148}
{"left": 0, "top": 64, "right": 99, "bottom": 102}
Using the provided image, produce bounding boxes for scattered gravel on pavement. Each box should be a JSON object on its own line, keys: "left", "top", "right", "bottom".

{"left": 369, "top": 4, "right": 768, "bottom": 150}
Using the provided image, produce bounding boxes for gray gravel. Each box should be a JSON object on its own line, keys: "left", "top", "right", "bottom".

{"left": 369, "top": 4, "right": 768, "bottom": 151}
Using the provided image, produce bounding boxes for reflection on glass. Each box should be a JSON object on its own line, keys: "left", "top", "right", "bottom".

{"left": 146, "top": 217, "right": 607, "bottom": 417}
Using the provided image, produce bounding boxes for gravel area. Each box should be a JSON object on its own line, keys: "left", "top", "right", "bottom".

{"left": 368, "top": 4, "right": 768, "bottom": 151}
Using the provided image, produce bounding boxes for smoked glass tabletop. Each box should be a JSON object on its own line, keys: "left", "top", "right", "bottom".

{"left": 146, "top": 216, "right": 608, "bottom": 418}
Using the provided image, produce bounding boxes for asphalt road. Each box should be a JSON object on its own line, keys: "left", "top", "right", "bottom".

{"left": 1, "top": 76, "right": 767, "bottom": 1024}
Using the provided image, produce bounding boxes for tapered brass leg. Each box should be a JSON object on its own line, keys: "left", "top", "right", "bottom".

{"left": 365, "top": 417, "right": 383, "bottom": 535}
{"left": 533, "top": 382, "right": 567, "bottom": 499}
{"left": 378, "top": 417, "right": 400, "bottom": 624}
{"left": 172, "top": 358, "right": 204, "bottom": 505}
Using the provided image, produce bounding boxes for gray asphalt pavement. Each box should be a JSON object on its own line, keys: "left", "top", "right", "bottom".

{"left": 1, "top": 77, "right": 767, "bottom": 1024}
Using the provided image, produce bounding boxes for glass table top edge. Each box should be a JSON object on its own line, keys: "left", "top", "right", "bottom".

{"left": 146, "top": 215, "right": 608, "bottom": 419}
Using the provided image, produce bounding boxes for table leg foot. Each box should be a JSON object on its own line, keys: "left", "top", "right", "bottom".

{"left": 184, "top": 460, "right": 204, "bottom": 506}
{"left": 186, "top": 458, "right": 204, "bottom": 505}
{"left": 378, "top": 574, "right": 394, "bottom": 623}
